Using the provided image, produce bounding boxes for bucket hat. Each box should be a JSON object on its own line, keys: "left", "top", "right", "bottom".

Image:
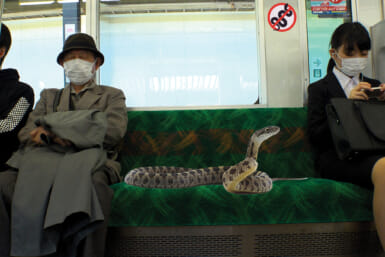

{"left": 56, "top": 33, "right": 104, "bottom": 65}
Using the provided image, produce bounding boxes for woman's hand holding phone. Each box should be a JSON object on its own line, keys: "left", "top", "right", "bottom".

{"left": 350, "top": 82, "right": 385, "bottom": 100}
{"left": 350, "top": 81, "right": 372, "bottom": 100}
{"left": 374, "top": 83, "right": 385, "bottom": 100}
{"left": 364, "top": 86, "right": 383, "bottom": 98}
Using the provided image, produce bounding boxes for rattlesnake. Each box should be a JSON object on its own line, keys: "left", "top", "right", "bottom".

{"left": 124, "top": 126, "right": 306, "bottom": 194}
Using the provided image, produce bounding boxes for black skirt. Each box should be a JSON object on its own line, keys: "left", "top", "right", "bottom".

{"left": 316, "top": 149, "right": 385, "bottom": 189}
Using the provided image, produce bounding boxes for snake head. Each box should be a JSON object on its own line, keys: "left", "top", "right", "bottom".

{"left": 246, "top": 126, "right": 280, "bottom": 160}
{"left": 254, "top": 126, "right": 280, "bottom": 142}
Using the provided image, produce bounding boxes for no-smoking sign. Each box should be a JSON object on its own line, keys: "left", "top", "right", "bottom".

{"left": 268, "top": 3, "right": 297, "bottom": 32}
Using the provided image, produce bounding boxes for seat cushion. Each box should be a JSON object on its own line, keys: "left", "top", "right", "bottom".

{"left": 109, "top": 178, "right": 373, "bottom": 227}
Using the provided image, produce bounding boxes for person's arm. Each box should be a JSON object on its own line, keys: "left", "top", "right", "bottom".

{"left": 307, "top": 83, "right": 332, "bottom": 152}
{"left": 349, "top": 82, "right": 372, "bottom": 100}
{"left": 103, "top": 88, "right": 128, "bottom": 150}
{"left": 0, "top": 97, "right": 31, "bottom": 135}
{"left": 18, "top": 90, "right": 49, "bottom": 144}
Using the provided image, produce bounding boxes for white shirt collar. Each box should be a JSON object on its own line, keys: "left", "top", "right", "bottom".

{"left": 333, "top": 67, "right": 360, "bottom": 97}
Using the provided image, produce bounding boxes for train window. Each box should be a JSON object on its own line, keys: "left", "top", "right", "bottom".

{"left": 100, "top": 0, "right": 260, "bottom": 108}
{"left": 306, "top": 0, "right": 352, "bottom": 84}
{"left": 1, "top": 1, "right": 86, "bottom": 104}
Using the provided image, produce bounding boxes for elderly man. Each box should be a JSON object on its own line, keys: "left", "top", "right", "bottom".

{"left": 0, "top": 33, "right": 127, "bottom": 257}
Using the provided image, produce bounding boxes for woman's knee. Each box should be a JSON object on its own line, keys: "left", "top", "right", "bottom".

{"left": 372, "top": 157, "right": 385, "bottom": 186}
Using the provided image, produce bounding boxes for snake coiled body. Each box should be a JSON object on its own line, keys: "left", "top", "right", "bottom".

{"left": 125, "top": 126, "right": 300, "bottom": 194}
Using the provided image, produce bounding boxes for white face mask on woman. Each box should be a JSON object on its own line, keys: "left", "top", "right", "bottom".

{"left": 63, "top": 58, "right": 96, "bottom": 86}
{"left": 334, "top": 52, "right": 368, "bottom": 77}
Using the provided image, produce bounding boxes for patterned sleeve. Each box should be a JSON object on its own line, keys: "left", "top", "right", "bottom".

{"left": 0, "top": 97, "right": 31, "bottom": 133}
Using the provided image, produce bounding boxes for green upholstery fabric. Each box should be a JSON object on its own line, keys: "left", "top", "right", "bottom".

{"left": 109, "top": 108, "right": 374, "bottom": 227}
{"left": 110, "top": 179, "right": 372, "bottom": 227}
{"left": 120, "top": 108, "right": 312, "bottom": 178}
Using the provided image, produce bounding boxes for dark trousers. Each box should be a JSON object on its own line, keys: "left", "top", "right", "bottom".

{"left": 0, "top": 171, "right": 16, "bottom": 257}
{"left": 0, "top": 170, "right": 114, "bottom": 257}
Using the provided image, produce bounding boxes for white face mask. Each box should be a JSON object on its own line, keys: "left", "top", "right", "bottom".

{"left": 334, "top": 52, "right": 368, "bottom": 77}
{"left": 63, "top": 58, "right": 96, "bottom": 86}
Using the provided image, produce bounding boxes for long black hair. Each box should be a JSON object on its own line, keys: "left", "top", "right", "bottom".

{"left": 0, "top": 23, "right": 11, "bottom": 66}
{"left": 327, "top": 22, "right": 371, "bottom": 73}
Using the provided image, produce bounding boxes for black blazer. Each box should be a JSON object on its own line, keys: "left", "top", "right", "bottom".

{"left": 307, "top": 71, "right": 381, "bottom": 154}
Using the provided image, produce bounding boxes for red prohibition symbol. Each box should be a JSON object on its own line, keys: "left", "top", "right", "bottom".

{"left": 268, "top": 3, "right": 297, "bottom": 32}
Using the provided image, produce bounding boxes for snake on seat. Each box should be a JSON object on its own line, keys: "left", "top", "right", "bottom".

{"left": 124, "top": 126, "right": 306, "bottom": 194}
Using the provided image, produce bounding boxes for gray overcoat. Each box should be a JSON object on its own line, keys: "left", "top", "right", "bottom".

{"left": 8, "top": 110, "right": 108, "bottom": 256}
{"left": 18, "top": 82, "right": 128, "bottom": 183}
{"left": 8, "top": 82, "right": 127, "bottom": 256}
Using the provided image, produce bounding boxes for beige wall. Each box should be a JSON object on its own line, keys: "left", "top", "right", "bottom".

{"left": 259, "top": 0, "right": 308, "bottom": 107}
{"left": 354, "top": 0, "right": 384, "bottom": 78}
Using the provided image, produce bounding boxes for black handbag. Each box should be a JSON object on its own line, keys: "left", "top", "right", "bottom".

{"left": 326, "top": 98, "right": 385, "bottom": 160}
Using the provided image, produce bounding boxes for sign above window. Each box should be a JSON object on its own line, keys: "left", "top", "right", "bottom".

{"left": 310, "top": 0, "right": 349, "bottom": 18}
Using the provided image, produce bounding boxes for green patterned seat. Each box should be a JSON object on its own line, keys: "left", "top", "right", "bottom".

{"left": 109, "top": 108, "right": 373, "bottom": 227}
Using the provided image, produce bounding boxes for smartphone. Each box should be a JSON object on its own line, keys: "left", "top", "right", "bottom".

{"left": 365, "top": 86, "right": 383, "bottom": 98}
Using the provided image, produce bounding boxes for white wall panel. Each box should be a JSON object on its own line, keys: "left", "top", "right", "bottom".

{"left": 355, "top": 0, "right": 384, "bottom": 77}
{"left": 262, "top": 0, "right": 308, "bottom": 107}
